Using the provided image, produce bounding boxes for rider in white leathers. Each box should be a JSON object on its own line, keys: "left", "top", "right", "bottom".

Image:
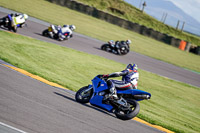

{"left": 102, "top": 64, "right": 139, "bottom": 101}
{"left": 11, "top": 13, "right": 28, "bottom": 30}
{"left": 58, "top": 25, "right": 76, "bottom": 41}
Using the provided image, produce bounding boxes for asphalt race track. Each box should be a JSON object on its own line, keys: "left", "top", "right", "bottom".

{"left": 0, "top": 64, "right": 163, "bottom": 133}
{"left": 0, "top": 7, "right": 199, "bottom": 133}
{"left": 0, "top": 9, "right": 200, "bottom": 88}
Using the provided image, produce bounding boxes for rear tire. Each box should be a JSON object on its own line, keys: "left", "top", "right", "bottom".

{"left": 75, "top": 86, "right": 93, "bottom": 103}
{"left": 120, "top": 46, "right": 129, "bottom": 55}
{"left": 115, "top": 99, "right": 140, "bottom": 120}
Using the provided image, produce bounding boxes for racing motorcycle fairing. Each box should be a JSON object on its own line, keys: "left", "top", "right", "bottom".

{"left": 90, "top": 95, "right": 114, "bottom": 112}
{"left": 89, "top": 76, "right": 114, "bottom": 112}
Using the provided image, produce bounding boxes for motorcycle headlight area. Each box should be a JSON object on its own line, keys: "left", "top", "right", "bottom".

{"left": 98, "top": 91, "right": 106, "bottom": 96}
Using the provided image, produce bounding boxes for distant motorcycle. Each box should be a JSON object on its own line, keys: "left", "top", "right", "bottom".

{"left": 101, "top": 41, "right": 129, "bottom": 55}
{"left": 75, "top": 75, "right": 151, "bottom": 120}
{"left": 42, "top": 25, "right": 72, "bottom": 41}
{"left": 0, "top": 14, "right": 26, "bottom": 32}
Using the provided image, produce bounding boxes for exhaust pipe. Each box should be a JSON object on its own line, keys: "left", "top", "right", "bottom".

{"left": 134, "top": 94, "right": 151, "bottom": 100}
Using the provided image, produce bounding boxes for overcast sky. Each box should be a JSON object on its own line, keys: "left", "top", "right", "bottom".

{"left": 166, "top": 0, "right": 200, "bottom": 23}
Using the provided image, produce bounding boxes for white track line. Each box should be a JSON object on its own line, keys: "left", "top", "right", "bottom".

{"left": 0, "top": 122, "right": 27, "bottom": 133}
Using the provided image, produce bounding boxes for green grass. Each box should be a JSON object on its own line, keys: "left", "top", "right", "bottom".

{"left": 76, "top": 0, "right": 200, "bottom": 46}
{"left": 0, "top": 0, "right": 199, "bottom": 73}
{"left": 0, "top": 30, "right": 200, "bottom": 133}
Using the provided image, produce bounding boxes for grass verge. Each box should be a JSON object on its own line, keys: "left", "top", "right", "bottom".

{"left": 0, "top": 0, "right": 200, "bottom": 73}
{"left": 0, "top": 30, "right": 200, "bottom": 133}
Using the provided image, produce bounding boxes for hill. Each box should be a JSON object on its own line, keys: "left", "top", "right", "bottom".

{"left": 125, "top": 0, "right": 200, "bottom": 36}
{"left": 76, "top": 0, "right": 200, "bottom": 46}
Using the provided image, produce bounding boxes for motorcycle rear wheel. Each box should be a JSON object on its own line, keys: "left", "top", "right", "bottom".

{"left": 75, "top": 86, "right": 93, "bottom": 103}
{"left": 120, "top": 49, "right": 127, "bottom": 55}
{"left": 115, "top": 99, "right": 140, "bottom": 120}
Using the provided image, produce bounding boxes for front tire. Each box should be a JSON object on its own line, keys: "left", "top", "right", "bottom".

{"left": 42, "top": 29, "right": 49, "bottom": 37}
{"left": 75, "top": 86, "right": 93, "bottom": 103}
{"left": 0, "top": 19, "right": 4, "bottom": 26}
{"left": 101, "top": 44, "right": 111, "bottom": 52}
{"left": 101, "top": 44, "right": 106, "bottom": 50}
{"left": 115, "top": 99, "right": 140, "bottom": 120}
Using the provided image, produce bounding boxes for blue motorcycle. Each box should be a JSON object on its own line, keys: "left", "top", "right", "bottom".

{"left": 75, "top": 75, "right": 151, "bottom": 120}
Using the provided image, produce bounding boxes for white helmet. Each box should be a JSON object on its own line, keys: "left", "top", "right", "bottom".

{"left": 69, "top": 25, "right": 76, "bottom": 31}
{"left": 126, "top": 39, "right": 131, "bottom": 45}
{"left": 23, "top": 14, "right": 28, "bottom": 19}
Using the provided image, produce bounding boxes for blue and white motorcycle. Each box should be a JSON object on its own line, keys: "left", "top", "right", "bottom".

{"left": 75, "top": 75, "right": 151, "bottom": 120}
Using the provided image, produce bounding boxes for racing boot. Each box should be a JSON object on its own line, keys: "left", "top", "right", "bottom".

{"left": 107, "top": 86, "right": 119, "bottom": 101}
{"left": 49, "top": 31, "right": 54, "bottom": 38}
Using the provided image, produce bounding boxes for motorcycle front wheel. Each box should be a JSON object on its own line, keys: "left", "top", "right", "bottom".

{"left": 115, "top": 99, "right": 140, "bottom": 120}
{"left": 75, "top": 86, "right": 93, "bottom": 103}
{"left": 0, "top": 18, "right": 4, "bottom": 26}
{"left": 101, "top": 44, "right": 110, "bottom": 52}
{"left": 42, "top": 29, "right": 49, "bottom": 37}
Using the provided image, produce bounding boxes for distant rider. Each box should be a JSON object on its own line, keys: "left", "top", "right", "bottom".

{"left": 108, "top": 39, "right": 131, "bottom": 54}
{"left": 57, "top": 25, "right": 76, "bottom": 41}
{"left": 115, "top": 39, "right": 131, "bottom": 52}
{"left": 11, "top": 13, "right": 28, "bottom": 31}
{"left": 101, "top": 63, "right": 139, "bottom": 101}
{"left": 48, "top": 24, "right": 58, "bottom": 38}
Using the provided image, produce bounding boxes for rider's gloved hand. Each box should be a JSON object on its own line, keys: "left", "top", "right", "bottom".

{"left": 97, "top": 74, "right": 109, "bottom": 79}
{"left": 102, "top": 74, "right": 109, "bottom": 79}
